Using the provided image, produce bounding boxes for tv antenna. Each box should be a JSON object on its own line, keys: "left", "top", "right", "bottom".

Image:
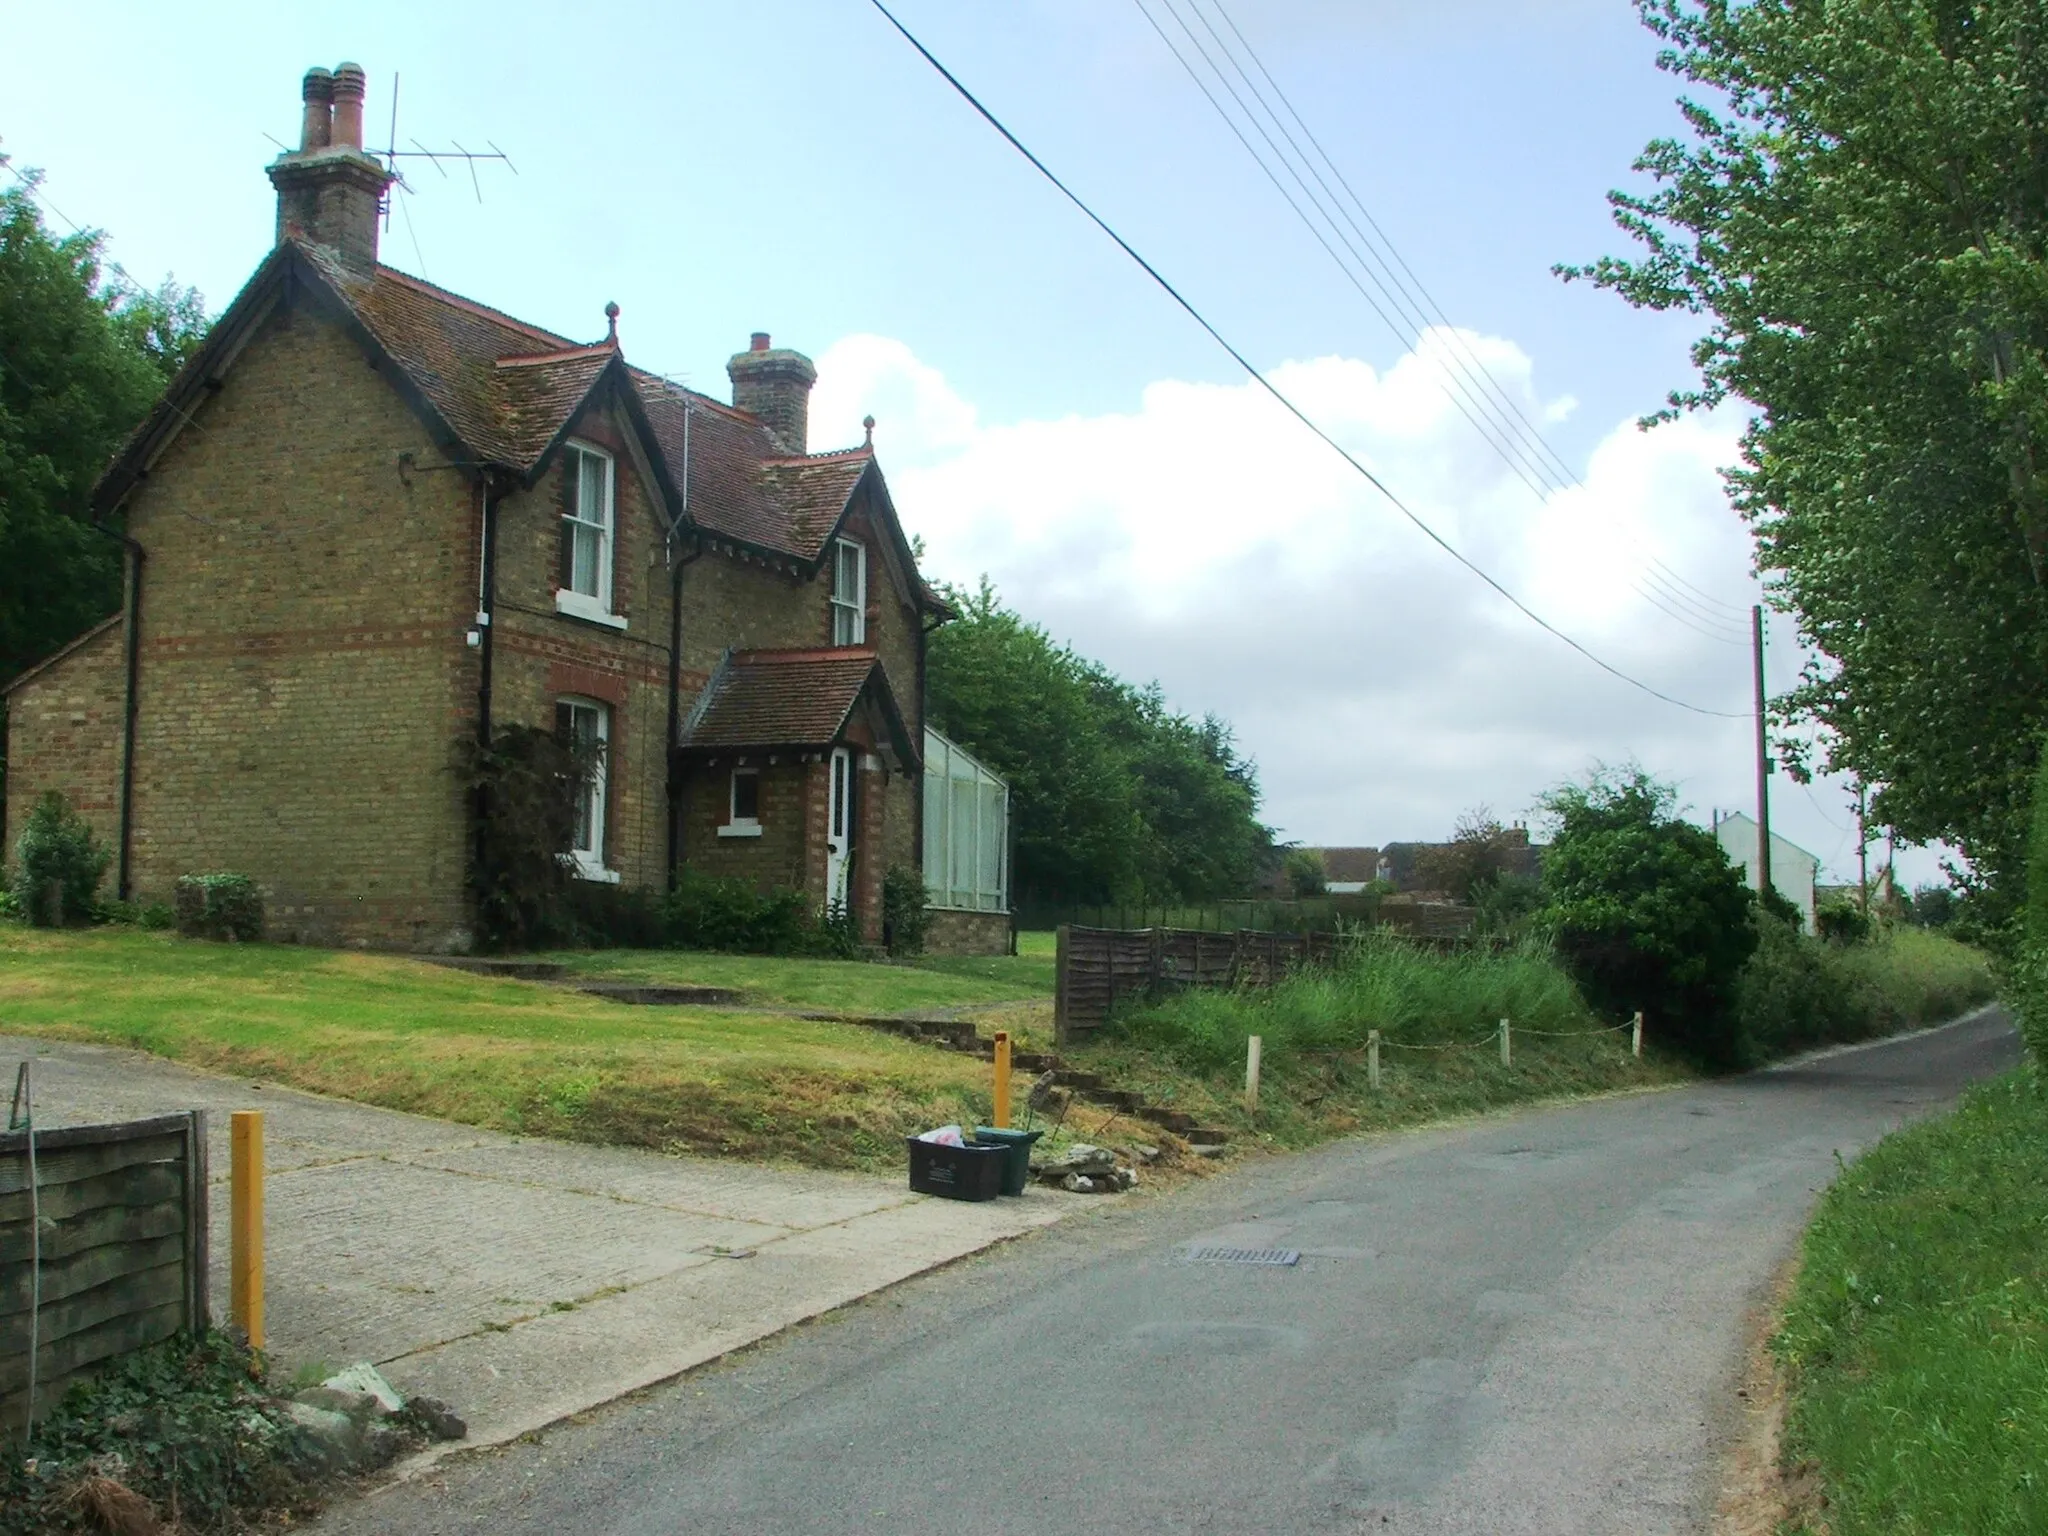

{"left": 371, "top": 72, "right": 516, "bottom": 229}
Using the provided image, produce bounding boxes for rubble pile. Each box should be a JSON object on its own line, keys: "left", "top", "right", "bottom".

{"left": 1028, "top": 1141, "right": 1161, "bottom": 1194}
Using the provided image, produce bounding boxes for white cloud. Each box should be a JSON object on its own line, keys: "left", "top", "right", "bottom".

{"left": 813, "top": 330, "right": 1944, "bottom": 888}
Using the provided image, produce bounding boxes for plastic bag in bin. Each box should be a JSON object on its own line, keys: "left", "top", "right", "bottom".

{"left": 915, "top": 1125, "right": 966, "bottom": 1146}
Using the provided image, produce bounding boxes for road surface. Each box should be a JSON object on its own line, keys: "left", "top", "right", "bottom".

{"left": 319, "top": 1008, "right": 2019, "bottom": 1535}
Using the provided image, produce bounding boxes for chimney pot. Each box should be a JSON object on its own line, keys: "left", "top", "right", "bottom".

{"left": 300, "top": 68, "right": 334, "bottom": 151}
{"left": 331, "top": 62, "right": 368, "bottom": 149}
{"left": 728, "top": 336, "right": 817, "bottom": 454}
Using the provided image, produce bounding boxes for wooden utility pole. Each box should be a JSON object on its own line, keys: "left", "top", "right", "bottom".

{"left": 1752, "top": 605, "right": 1773, "bottom": 901}
{"left": 1856, "top": 781, "right": 1870, "bottom": 912}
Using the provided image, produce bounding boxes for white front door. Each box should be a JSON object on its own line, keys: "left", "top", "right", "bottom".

{"left": 826, "top": 747, "right": 853, "bottom": 912}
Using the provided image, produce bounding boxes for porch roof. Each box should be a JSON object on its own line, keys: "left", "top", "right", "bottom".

{"left": 677, "top": 648, "right": 917, "bottom": 766}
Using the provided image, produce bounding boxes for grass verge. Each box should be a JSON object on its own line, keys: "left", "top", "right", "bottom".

{"left": 1773, "top": 1068, "right": 2048, "bottom": 1535}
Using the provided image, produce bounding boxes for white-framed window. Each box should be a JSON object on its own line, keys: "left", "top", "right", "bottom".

{"left": 719, "top": 767, "right": 763, "bottom": 838}
{"left": 555, "top": 697, "right": 616, "bottom": 880}
{"left": 830, "top": 537, "right": 866, "bottom": 645}
{"left": 557, "top": 442, "right": 623, "bottom": 627}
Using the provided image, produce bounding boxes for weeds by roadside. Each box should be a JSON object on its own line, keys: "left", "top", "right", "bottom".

{"left": 1773, "top": 1068, "right": 2048, "bottom": 1535}
{"left": 3, "top": 1332, "right": 320, "bottom": 1534}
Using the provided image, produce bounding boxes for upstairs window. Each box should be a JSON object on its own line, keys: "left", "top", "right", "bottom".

{"left": 558, "top": 443, "right": 616, "bottom": 619}
{"left": 831, "top": 537, "right": 866, "bottom": 645}
{"left": 555, "top": 698, "right": 611, "bottom": 876}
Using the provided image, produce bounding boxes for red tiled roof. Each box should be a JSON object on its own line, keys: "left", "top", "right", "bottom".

{"left": 681, "top": 648, "right": 888, "bottom": 751}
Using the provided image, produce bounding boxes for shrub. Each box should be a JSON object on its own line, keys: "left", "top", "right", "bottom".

{"left": 174, "top": 873, "right": 265, "bottom": 942}
{"left": 1537, "top": 766, "right": 1758, "bottom": 1066}
{"left": 0, "top": 889, "right": 20, "bottom": 922}
{"left": 1815, "top": 898, "right": 1873, "bottom": 945}
{"left": 1906, "top": 882, "right": 1956, "bottom": 929}
{"left": 2021, "top": 737, "right": 2048, "bottom": 1062}
{"left": 137, "top": 900, "right": 175, "bottom": 930}
{"left": 9, "top": 791, "right": 111, "bottom": 926}
{"left": 662, "top": 868, "right": 814, "bottom": 953}
{"left": 564, "top": 880, "right": 665, "bottom": 948}
{"left": 460, "top": 723, "right": 596, "bottom": 952}
{"left": 811, "top": 898, "right": 864, "bottom": 959}
{"left": 1733, "top": 919, "right": 1995, "bottom": 1066}
{"left": 882, "top": 866, "right": 932, "bottom": 955}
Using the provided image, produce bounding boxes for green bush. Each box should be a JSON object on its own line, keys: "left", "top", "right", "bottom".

{"left": 2019, "top": 737, "right": 2048, "bottom": 1061}
{"left": 461, "top": 723, "right": 594, "bottom": 952}
{"left": 882, "top": 866, "right": 932, "bottom": 956}
{"left": 137, "top": 900, "right": 175, "bottom": 930}
{"left": 661, "top": 868, "right": 815, "bottom": 953}
{"left": 174, "top": 873, "right": 265, "bottom": 942}
{"left": 1117, "top": 928, "right": 1596, "bottom": 1074}
{"left": 1537, "top": 767, "right": 1758, "bottom": 1066}
{"left": 1281, "top": 848, "right": 1327, "bottom": 898}
{"left": 9, "top": 790, "right": 111, "bottom": 926}
{"left": 1815, "top": 898, "right": 1873, "bottom": 945}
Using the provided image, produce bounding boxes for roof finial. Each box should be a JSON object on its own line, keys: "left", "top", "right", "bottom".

{"left": 604, "top": 300, "right": 620, "bottom": 343}
{"left": 862, "top": 414, "right": 875, "bottom": 448}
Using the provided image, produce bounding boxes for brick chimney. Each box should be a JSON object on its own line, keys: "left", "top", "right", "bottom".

{"left": 727, "top": 333, "right": 817, "bottom": 454}
{"left": 266, "top": 62, "right": 393, "bottom": 268}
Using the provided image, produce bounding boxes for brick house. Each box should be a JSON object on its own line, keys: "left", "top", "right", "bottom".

{"left": 2, "top": 61, "right": 966, "bottom": 952}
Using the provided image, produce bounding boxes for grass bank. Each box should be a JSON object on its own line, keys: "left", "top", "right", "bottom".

{"left": 1097, "top": 933, "right": 1688, "bottom": 1147}
{"left": 0, "top": 928, "right": 1019, "bottom": 1168}
{"left": 1774, "top": 1068, "right": 2048, "bottom": 1535}
{"left": 1736, "top": 925, "right": 1995, "bottom": 1064}
{"left": 544, "top": 938, "right": 1053, "bottom": 1013}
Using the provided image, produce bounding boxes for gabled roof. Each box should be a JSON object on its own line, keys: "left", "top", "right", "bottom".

{"left": 678, "top": 647, "right": 916, "bottom": 765}
{"left": 90, "top": 240, "right": 944, "bottom": 610}
{"left": 1, "top": 614, "right": 123, "bottom": 697}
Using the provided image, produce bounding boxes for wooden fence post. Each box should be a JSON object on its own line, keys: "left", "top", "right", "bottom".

{"left": 1632, "top": 1010, "right": 1643, "bottom": 1058}
{"left": 183, "top": 1111, "right": 209, "bottom": 1332}
{"left": 1053, "top": 925, "right": 1071, "bottom": 1046}
{"left": 1149, "top": 926, "right": 1165, "bottom": 993}
{"left": 1368, "top": 1029, "right": 1382, "bottom": 1091}
{"left": 231, "top": 1110, "right": 265, "bottom": 1350}
{"left": 1498, "top": 1018, "right": 1512, "bottom": 1069}
{"left": 1245, "top": 1035, "right": 1262, "bottom": 1113}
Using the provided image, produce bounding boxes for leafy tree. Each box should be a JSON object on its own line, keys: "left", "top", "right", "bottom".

{"left": 926, "top": 579, "right": 1273, "bottom": 904}
{"left": 1563, "top": 1, "right": 2048, "bottom": 925}
{"left": 1415, "top": 806, "right": 1527, "bottom": 904}
{"left": 1282, "top": 848, "right": 1327, "bottom": 898}
{"left": 1907, "top": 882, "right": 1957, "bottom": 930}
{"left": 0, "top": 160, "right": 207, "bottom": 684}
{"left": 1538, "top": 765, "right": 1758, "bottom": 1065}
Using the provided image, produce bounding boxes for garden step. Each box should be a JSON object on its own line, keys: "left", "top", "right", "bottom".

{"left": 575, "top": 983, "right": 743, "bottom": 1006}
{"left": 422, "top": 957, "right": 567, "bottom": 982}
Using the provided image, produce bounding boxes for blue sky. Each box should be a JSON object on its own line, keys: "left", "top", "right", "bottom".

{"left": 1, "top": 0, "right": 1927, "bottom": 888}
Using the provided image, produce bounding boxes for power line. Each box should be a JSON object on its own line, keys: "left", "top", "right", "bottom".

{"left": 864, "top": 0, "right": 1748, "bottom": 720}
{"left": 1132, "top": 0, "right": 1747, "bottom": 648}
{"left": 1163, "top": 0, "right": 1756, "bottom": 635}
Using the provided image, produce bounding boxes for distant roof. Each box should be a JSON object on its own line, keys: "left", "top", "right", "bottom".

{"left": 92, "top": 240, "right": 946, "bottom": 607}
{"left": 1309, "top": 847, "right": 1380, "bottom": 883}
{"left": 678, "top": 648, "right": 915, "bottom": 765}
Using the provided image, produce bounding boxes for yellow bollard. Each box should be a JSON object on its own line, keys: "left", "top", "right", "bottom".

{"left": 992, "top": 1031, "right": 1012, "bottom": 1129}
{"left": 231, "top": 1110, "right": 265, "bottom": 1350}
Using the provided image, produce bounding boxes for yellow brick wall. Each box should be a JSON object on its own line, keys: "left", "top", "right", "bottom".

{"left": 120, "top": 303, "right": 476, "bottom": 947}
{"left": 3, "top": 622, "right": 126, "bottom": 879}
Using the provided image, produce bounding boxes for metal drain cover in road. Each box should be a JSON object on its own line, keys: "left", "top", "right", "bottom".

{"left": 1180, "top": 1246, "right": 1301, "bottom": 1266}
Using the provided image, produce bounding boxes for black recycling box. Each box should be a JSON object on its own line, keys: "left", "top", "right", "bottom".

{"left": 906, "top": 1136, "right": 1007, "bottom": 1202}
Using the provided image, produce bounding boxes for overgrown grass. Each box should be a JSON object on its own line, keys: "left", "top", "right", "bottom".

{"left": 1774, "top": 1069, "right": 2048, "bottom": 1535}
{"left": 1095, "top": 933, "right": 1684, "bottom": 1145}
{"left": 1116, "top": 931, "right": 1604, "bottom": 1073}
{"left": 1735, "top": 925, "right": 1996, "bottom": 1064}
{"left": 0, "top": 928, "right": 1010, "bottom": 1169}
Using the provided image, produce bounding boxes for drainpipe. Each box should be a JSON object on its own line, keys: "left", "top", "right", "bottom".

{"left": 664, "top": 543, "right": 703, "bottom": 889}
{"left": 473, "top": 475, "right": 504, "bottom": 884}
{"left": 87, "top": 523, "right": 145, "bottom": 901}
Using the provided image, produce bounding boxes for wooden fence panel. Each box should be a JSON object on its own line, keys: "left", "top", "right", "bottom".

{"left": 0, "top": 1111, "right": 208, "bottom": 1431}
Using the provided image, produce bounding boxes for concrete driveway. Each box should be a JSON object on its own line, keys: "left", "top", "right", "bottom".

{"left": 3, "top": 1033, "right": 1072, "bottom": 1454}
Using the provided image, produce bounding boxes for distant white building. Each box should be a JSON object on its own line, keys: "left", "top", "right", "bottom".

{"left": 1712, "top": 810, "right": 1819, "bottom": 933}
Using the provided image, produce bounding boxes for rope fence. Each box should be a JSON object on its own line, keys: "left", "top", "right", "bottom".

{"left": 1357, "top": 1012, "right": 1645, "bottom": 1090}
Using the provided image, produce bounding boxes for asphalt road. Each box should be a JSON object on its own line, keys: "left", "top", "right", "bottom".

{"left": 320, "top": 1009, "right": 2020, "bottom": 1536}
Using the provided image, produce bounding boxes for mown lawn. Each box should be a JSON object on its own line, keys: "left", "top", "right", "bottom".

{"left": 1775, "top": 1068, "right": 2048, "bottom": 1535}
{"left": 0, "top": 927, "right": 1017, "bottom": 1169}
